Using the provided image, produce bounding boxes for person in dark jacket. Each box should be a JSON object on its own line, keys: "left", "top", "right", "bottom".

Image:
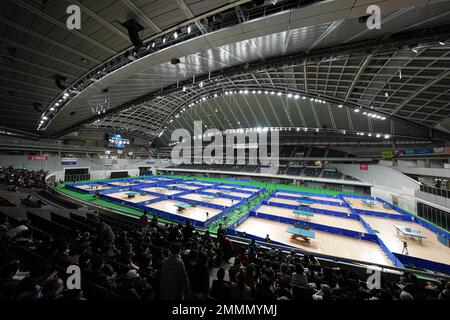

{"left": 160, "top": 243, "right": 189, "bottom": 300}
{"left": 209, "top": 268, "right": 230, "bottom": 300}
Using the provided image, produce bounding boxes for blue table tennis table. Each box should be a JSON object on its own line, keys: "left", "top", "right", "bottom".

{"left": 362, "top": 200, "right": 376, "bottom": 208}
{"left": 293, "top": 210, "right": 315, "bottom": 220}
{"left": 174, "top": 203, "right": 192, "bottom": 211}
{"left": 296, "top": 198, "right": 314, "bottom": 204}
{"left": 201, "top": 194, "right": 217, "bottom": 200}
{"left": 125, "top": 192, "right": 138, "bottom": 199}
{"left": 394, "top": 225, "right": 426, "bottom": 243}
{"left": 286, "top": 226, "right": 316, "bottom": 243}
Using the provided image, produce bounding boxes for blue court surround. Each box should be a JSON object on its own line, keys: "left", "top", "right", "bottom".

{"left": 67, "top": 176, "right": 262, "bottom": 229}
{"left": 228, "top": 190, "right": 450, "bottom": 274}
{"left": 67, "top": 179, "right": 449, "bottom": 274}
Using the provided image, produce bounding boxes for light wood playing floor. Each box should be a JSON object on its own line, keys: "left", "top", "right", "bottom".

{"left": 141, "top": 187, "right": 183, "bottom": 195}
{"left": 344, "top": 197, "right": 400, "bottom": 215}
{"left": 267, "top": 197, "right": 351, "bottom": 214}
{"left": 108, "top": 181, "right": 138, "bottom": 187}
{"left": 203, "top": 188, "right": 252, "bottom": 198}
{"left": 167, "top": 184, "right": 201, "bottom": 190}
{"left": 235, "top": 217, "right": 392, "bottom": 267}
{"left": 188, "top": 182, "right": 214, "bottom": 186}
{"left": 218, "top": 185, "right": 235, "bottom": 189}
{"left": 75, "top": 184, "right": 111, "bottom": 191}
{"left": 256, "top": 205, "right": 366, "bottom": 233}
{"left": 133, "top": 179, "right": 157, "bottom": 184}
{"left": 180, "top": 193, "right": 234, "bottom": 207}
{"left": 241, "top": 188, "right": 258, "bottom": 193}
{"left": 108, "top": 192, "right": 158, "bottom": 203}
{"left": 146, "top": 199, "right": 221, "bottom": 222}
{"left": 275, "top": 192, "right": 343, "bottom": 204}
{"left": 362, "top": 215, "right": 450, "bottom": 265}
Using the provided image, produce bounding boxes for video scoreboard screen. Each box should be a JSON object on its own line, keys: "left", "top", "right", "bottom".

{"left": 107, "top": 133, "right": 130, "bottom": 149}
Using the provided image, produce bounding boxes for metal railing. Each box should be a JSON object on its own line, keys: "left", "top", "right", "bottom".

{"left": 420, "top": 184, "right": 450, "bottom": 199}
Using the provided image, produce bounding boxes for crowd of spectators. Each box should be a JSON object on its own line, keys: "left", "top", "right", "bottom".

{"left": 0, "top": 210, "right": 449, "bottom": 301}
{"left": 0, "top": 167, "right": 48, "bottom": 189}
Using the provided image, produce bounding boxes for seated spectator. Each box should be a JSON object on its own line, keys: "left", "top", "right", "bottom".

{"left": 291, "top": 264, "right": 308, "bottom": 288}
{"left": 51, "top": 240, "right": 72, "bottom": 268}
{"left": 63, "top": 289, "right": 86, "bottom": 301}
{"left": 229, "top": 268, "right": 251, "bottom": 300}
{"left": 312, "top": 284, "right": 333, "bottom": 301}
{"left": 253, "top": 274, "right": 275, "bottom": 300}
{"left": 41, "top": 276, "right": 64, "bottom": 301}
{"left": 85, "top": 255, "right": 112, "bottom": 289}
{"left": 277, "top": 263, "right": 291, "bottom": 288}
{"left": 115, "top": 269, "right": 142, "bottom": 300}
{"left": 118, "top": 241, "right": 139, "bottom": 270}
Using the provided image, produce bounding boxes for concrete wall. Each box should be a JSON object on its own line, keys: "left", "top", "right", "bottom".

{"left": 327, "top": 163, "right": 420, "bottom": 213}
{"left": 0, "top": 155, "right": 164, "bottom": 182}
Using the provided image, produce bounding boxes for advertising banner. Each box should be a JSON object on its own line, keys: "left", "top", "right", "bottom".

{"left": 28, "top": 155, "right": 48, "bottom": 161}
{"left": 61, "top": 157, "right": 77, "bottom": 166}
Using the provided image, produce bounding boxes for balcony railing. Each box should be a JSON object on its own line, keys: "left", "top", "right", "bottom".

{"left": 420, "top": 185, "right": 450, "bottom": 199}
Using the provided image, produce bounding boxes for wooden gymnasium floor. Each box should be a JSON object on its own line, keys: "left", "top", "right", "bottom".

{"left": 203, "top": 188, "right": 252, "bottom": 198}
{"left": 107, "top": 192, "right": 158, "bottom": 203}
{"left": 362, "top": 215, "right": 450, "bottom": 265}
{"left": 140, "top": 187, "right": 184, "bottom": 195}
{"left": 108, "top": 181, "right": 138, "bottom": 187}
{"left": 256, "top": 205, "right": 366, "bottom": 233}
{"left": 267, "top": 197, "right": 351, "bottom": 214}
{"left": 344, "top": 197, "right": 401, "bottom": 215}
{"left": 179, "top": 193, "right": 235, "bottom": 207}
{"left": 75, "top": 184, "right": 111, "bottom": 191}
{"left": 235, "top": 217, "right": 392, "bottom": 267}
{"left": 274, "top": 192, "right": 343, "bottom": 204}
{"left": 145, "top": 199, "right": 221, "bottom": 222}
{"left": 188, "top": 182, "right": 214, "bottom": 186}
{"left": 167, "top": 184, "right": 201, "bottom": 190}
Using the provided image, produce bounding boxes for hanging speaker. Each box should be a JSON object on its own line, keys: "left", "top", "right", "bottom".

{"left": 34, "top": 103, "right": 43, "bottom": 113}
{"left": 55, "top": 75, "right": 67, "bottom": 89}
{"left": 123, "top": 19, "right": 144, "bottom": 49}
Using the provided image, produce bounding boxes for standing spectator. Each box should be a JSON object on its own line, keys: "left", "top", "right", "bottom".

{"left": 219, "top": 234, "right": 234, "bottom": 263}
{"left": 185, "top": 250, "right": 209, "bottom": 299}
{"left": 248, "top": 239, "right": 257, "bottom": 261}
{"left": 209, "top": 268, "right": 230, "bottom": 300}
{"left": 0, "top": 260, "right": 21, "bottom": 300}
{"left": 138, "top": 211, "right": 149, "bottom": 231}
{"left": 160, "top": 243, "right": 189, "bottom": 300}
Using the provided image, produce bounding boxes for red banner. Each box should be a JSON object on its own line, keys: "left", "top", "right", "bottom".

{"left": 28, "top": 155, "right": 48, "bottom": 161}
{"left": 360, "top": 164, "right": 369, "bottom": 171}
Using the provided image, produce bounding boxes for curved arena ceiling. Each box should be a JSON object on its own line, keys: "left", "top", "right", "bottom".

{"left": 1, "top": 0, "right": 450, "bottom": 145}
